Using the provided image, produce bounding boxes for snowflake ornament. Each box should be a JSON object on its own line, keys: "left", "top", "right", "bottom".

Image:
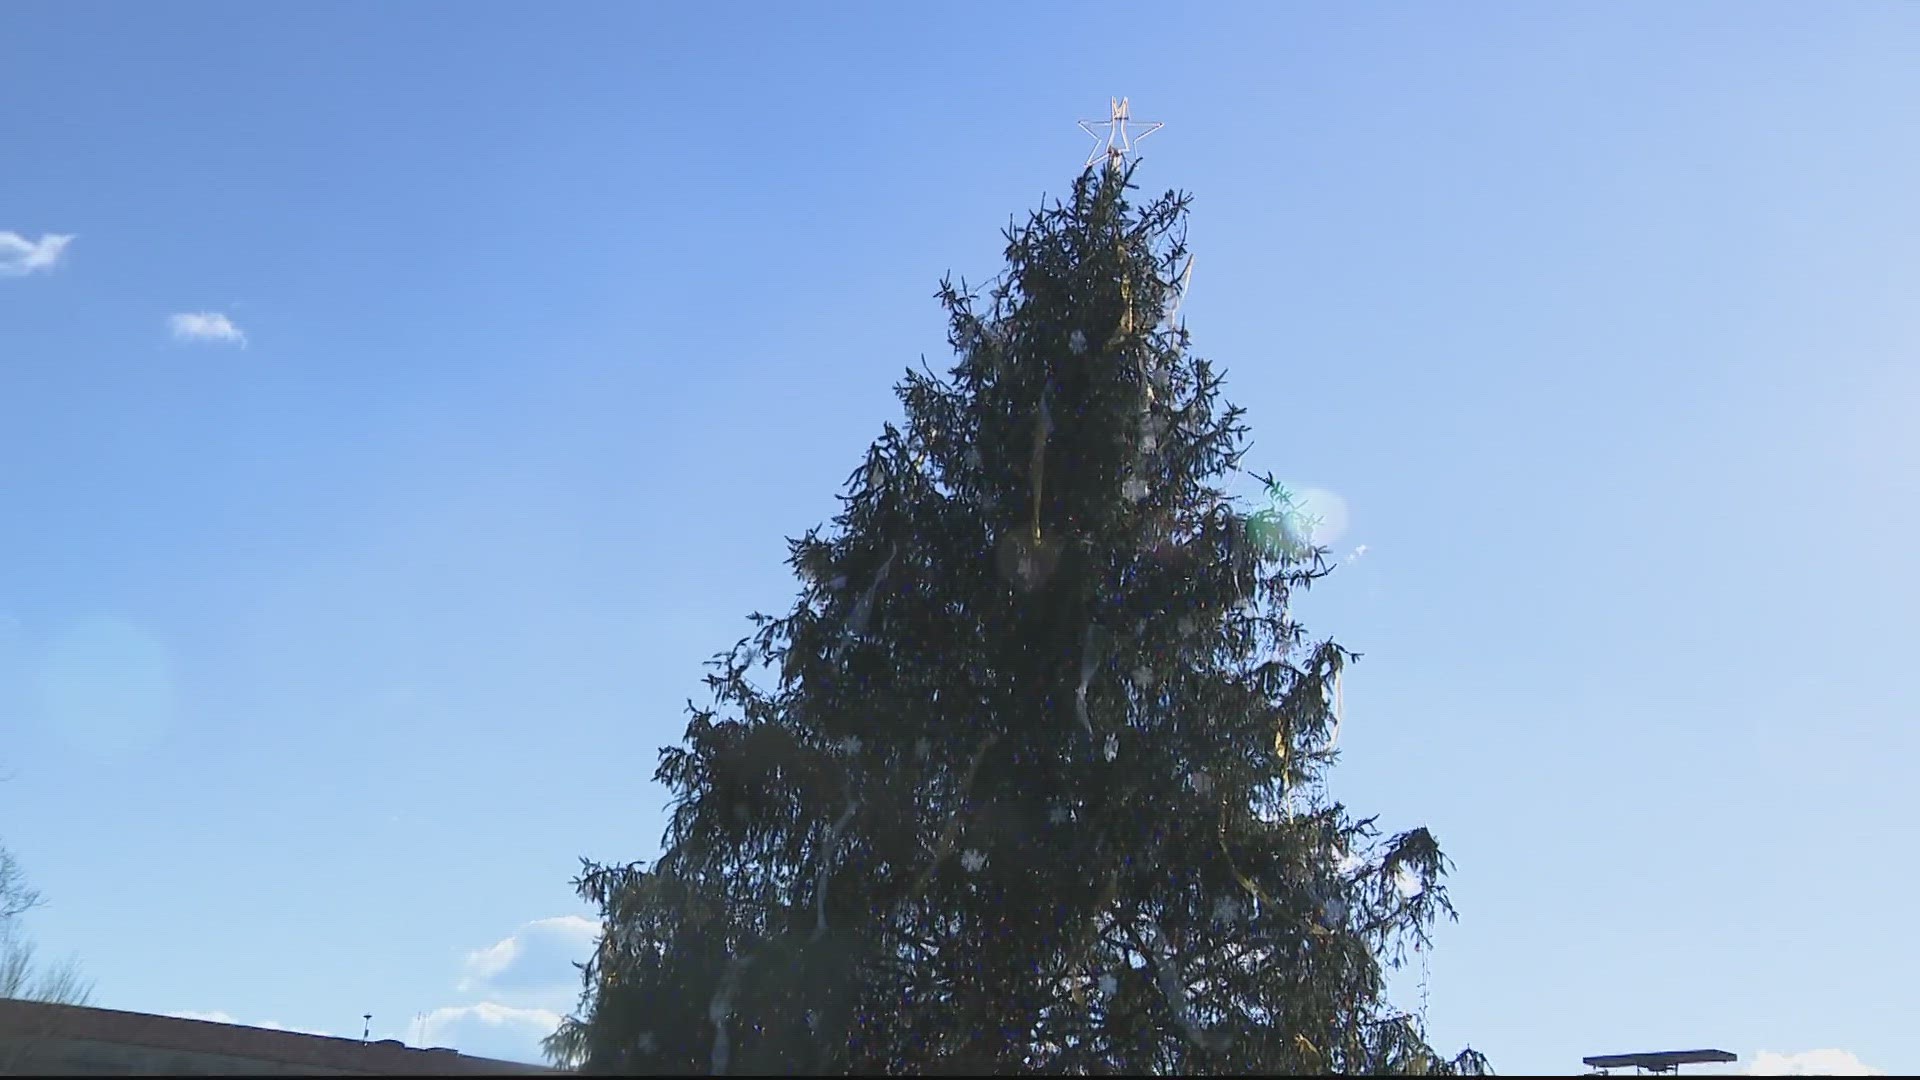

{"left": 1069, "top": 329, "right": 1088, "bottom": 355}
{"left": 1121, "top": 475, "right": 1150, "bottom": 503}
{"left": 1132, "top": 664, "right": 1156, "bottom": 688}
{"left": 1209, "top": 895, "right": 1245, "bottom": 927}
{"left": 1320, "top": 892, "right": 1350, "bottom": 927}
{"left": 960, "top": 848, "right": 988, "bottom": 873}
{"left": 839, "top": 735, "right": 862, "bottom": 756}
{"left": 1176, "top": 615, "right": 1197, "bottom": 637}
{"left": 1103, "top": 733, "right": 1119, "bottom": 762}
{"left": 1098, "top": 973, "right": 1119, "bottom": 998}
{"left": 1047, "top": 806, "right": 1071, "bottom": 825}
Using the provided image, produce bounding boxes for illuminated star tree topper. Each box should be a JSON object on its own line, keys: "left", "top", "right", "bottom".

{"left": 1078, "top": 96, "right": 1163, "bottom": 169}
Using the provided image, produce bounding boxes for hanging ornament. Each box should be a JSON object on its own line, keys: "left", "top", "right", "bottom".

{"left": 811, "top": 782, "right": 861, "bottom": 943}
{"left": 1121, "top": 475, "right": 1149, "bottom": 504}
{"left": 707, "top": 955, "right": 751, "bottom": 1074}
{"left": 996, "top": 382, "right": 1064, "bottom": 593}
{"left": 1047, "top": 806, "right": 1072, "bottom": 826}
{"left": 1074, "top": 624, "right": 1101, "bottom": 741}
{"left": 960, "top": 848, "right": 988, "bottom": 873}
{"left": 1029, "top": 385, "right": 1054, "bottom": 541}
{"left": 1147, "top": 921, "right": 1208, "bottom": 1050}
{"left": 843, "top": 542, "right": 899, "bottom": 644}
{"left": 1069, "top": 329, "right": 1088, "bottom": 355}
{"left": 1323, "top": 666, "right": 1344, "bottom": 754}
{"left": 996, "top": 532, "right": 1062, "bottom": 592}
{"left": 1163, "top": 255, "right": 1195, "bottom": 330}
{"left": 1103, "top": 733, "right": 1119, "bottom": 762}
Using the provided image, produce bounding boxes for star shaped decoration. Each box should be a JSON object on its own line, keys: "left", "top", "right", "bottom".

{"left": 1078, "top": 97, "right": 1163, "bottom": 169}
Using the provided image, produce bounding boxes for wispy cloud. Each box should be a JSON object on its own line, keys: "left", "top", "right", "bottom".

{"left": 169, "top": 312, "right": 247, "bottom": 347}
{"left": 165, "top": 1009, "right": 239, "bottom": 1025}
{"left": 404, "top": 915, "right": 598, "bottom": 1066}
{"left": 0, "top": 232, "right": 73, "bottom": 276}
{"left": 406, "top": 1003, "right": 561, "bottom": 1063}
{"left": 164, "top": 1010, "right": 335, "bottom": 1038}
{"left": 1346, "top": 544, "right": 1368, "bottom": 564}
{"left": 1748, "top": 1049, "right": 1882, "bottom": 1075}
{"left": 459, "top": 915, "right": 597, "bottom": 994}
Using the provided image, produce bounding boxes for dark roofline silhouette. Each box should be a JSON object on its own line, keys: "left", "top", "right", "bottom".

{"left": 0, "top": 999, "right": 555, "bottom": 1074}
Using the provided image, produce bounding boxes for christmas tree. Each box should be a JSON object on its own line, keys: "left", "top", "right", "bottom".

{"left": 547, "top": 157, "right": 1488, "bottom": 1075}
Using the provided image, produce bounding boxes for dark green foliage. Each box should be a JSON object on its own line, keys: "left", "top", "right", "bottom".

{"left": 550, "top": 163, "right": 1486, "bottom": 1075}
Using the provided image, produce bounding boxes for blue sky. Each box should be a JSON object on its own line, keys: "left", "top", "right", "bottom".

{"left": 2, "top": 2, "right": 1915, "bottom": 1073}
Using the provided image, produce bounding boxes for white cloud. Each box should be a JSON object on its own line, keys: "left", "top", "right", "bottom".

{"left": 1392, "top": 866, "right": 1422, "bottom": 898}
{"left": 459, "top": 915, "right": 597, "bottom": 994}
{"left": 1748, "top": 1049, "right": 1882, "bottom": 1076}
{"left": 410, "top": 915, "right": 598, "bottom": 1066}
{"left": 163, "top": 1010, "right": 334, "bottom": 1038}
{"left": 169, "top": 311, "right": 247, "bottom": 347}
{"left": 406, "top": 1002, "right": 560, "bottom": 1064}
{"left": 462, "top": 935, "right": 520, "bottom": 985}
{"left": 0, "top": 232, "right": 73, "bottom": 276}
{"left": 1346, "top": 544, "right": 1369, "bottom": 564}
{"left": 257, "top": 1019, "right": 337, "bottom": 1038}
{"left": 165, "top": 1009, "right": 239, "bottom": 1025}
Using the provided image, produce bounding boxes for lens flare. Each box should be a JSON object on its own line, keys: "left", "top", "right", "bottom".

{"left": 1245, "top": 480, "right": 1351, "bottom": 558}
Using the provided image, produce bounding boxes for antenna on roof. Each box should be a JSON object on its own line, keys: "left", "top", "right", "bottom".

{"left": 362, "top": 1014, "right": 371, "bottom": 1044}
{"left": 1581, "top": 1049, "right": 1737, "bottom": 1076}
